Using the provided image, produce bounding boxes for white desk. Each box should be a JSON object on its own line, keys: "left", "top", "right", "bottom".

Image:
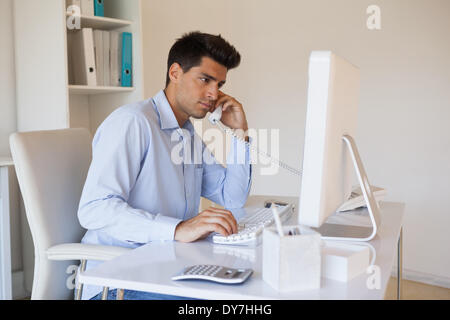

{"left": 78, "top": 197, "right": 404, "bottom": 300}
{"left": 0, "top": 157, "right": 14, "bottom": 300}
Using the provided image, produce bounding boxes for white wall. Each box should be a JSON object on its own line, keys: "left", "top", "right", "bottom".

{"left": 0, "top": 0, "right": 17, "bottom": 156}
{"left": 141, "top": 0, "right": 450, "bottom": 287}
{"left": 0, "top": 0, "right": 27, "bottom": 298}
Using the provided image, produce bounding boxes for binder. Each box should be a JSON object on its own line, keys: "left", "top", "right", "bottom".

{"left": 121, "top": 32, "right": 132, "bottom": 87}
{"left": 102, "top": 30, "right": 110, "bottom": 86}
{"left": 94, "top": 0, "right": 104, "bottom": 17}
{"left": 81, "top": 0, "right": 94, "bottom": 16}
{"left": 109, "top": 31, "right": 122, "bottom": 86}
{"left": 68, "top": 28, "right": 97, "bottom": 85}
{"left": 93, "top": 30, "right": 104, "bottom": 86}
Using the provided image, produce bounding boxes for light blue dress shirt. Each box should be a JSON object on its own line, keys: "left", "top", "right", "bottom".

{"left": 78, "top": 90, "right": 252, "bottom": 299}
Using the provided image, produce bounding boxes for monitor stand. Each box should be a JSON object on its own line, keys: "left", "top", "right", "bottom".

{"left": 313, "top": 135, "right": 381, "bottom": 242}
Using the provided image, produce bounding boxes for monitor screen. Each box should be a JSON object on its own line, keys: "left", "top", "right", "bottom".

{"left": 298, "top": 51, "right": 360, "bottom": 228}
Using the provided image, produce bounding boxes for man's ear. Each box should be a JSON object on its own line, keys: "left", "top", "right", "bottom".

{"left": 168, "top": 62, "right": 183, "bottom": 84}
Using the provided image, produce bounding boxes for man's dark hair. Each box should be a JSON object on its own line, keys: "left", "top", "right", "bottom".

{"left": 165, "top": 31, "right": 241, "bottom": 87}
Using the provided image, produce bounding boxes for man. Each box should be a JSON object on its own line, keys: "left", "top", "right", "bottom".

{"left": 77, "top": 31, "right": 252, "bottom": 300}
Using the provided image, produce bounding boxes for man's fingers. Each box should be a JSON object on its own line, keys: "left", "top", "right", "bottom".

{"left": 205, "top": 206, "right": 234, "bottom": 215}
{"left": 196, "top": 222, "right": 229, "bottom": 238}
{"left": 210, "top": 223, "right": 231, "bottom": 237}
{"left": 202, "top": 208, "right": 237, "bottom": 233}
{"left": 175, "top": 206, "right": 240, "bottom": 242}
{"left": 201, "top": 207, "right": 233, "bottom": 218}
{"left": 214, "top": 95, "right": 231, "bottom": 109}
{"left": 202, "top": 216, "right": 235, "bottom": 235}
{"left": 198, "top": 214, "right": 236, "bottom": 234}
{"left": 222, "top": 100, "right": 235, "bottom": 112}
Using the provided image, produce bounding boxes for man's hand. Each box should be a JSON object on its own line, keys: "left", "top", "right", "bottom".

{"left": 212, "top": 91, "right": 248, "bottom": 133}
{"left": 174, "top": 207, "right": 238, "bottom": 243}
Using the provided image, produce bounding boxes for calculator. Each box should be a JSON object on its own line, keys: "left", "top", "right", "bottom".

{"left": 171, "top": 265, "right": 253, "bottom": 284}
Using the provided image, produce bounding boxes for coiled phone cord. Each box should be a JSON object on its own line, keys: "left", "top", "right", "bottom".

{"left": 215, "top": 121, "right": 302, "bottom": 176}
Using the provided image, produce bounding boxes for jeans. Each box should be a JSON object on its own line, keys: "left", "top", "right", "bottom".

{"left": 90, "top": 289, "right": 198, "bottom": 300}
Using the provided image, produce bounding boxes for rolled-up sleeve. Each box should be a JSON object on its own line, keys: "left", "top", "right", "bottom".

{"left": 77, "top": 113, "right": 181, "bottom": 243}
{"left": 201, "top": 136, "right": 252, "bottom": 208}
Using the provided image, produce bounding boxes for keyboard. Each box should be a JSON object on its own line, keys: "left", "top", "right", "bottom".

{"left": 336, "top": 186, "right": 386, "bottom": 212}
{"left": 212, "top": 204, "right": 294, "bottom": 246}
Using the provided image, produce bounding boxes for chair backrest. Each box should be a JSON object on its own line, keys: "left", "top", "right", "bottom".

{"left": 10, "top": 128, "right": 92, "bottom": 299}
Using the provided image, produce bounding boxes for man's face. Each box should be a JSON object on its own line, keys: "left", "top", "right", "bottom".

{"left": 173, "top": 56, "right": 227, "bottom": 119}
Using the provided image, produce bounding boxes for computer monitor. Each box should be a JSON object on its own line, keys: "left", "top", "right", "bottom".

{"left": 298, "top": 51, "right": 381, "bottom": 241}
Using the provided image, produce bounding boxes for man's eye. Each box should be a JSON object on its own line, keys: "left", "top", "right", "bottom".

{"left": 200, "top": 78, "right": 209, "bottom": 83}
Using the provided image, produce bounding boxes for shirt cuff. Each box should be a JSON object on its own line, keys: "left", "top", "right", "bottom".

{"left": 150, "top": 215, "right": 183, "bottom": 241}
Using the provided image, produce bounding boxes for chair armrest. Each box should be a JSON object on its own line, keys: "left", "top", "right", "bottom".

{"left": 46, "top": 243, "right": 131, "bottom": 262}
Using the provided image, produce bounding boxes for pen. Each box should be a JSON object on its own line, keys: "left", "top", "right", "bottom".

{"left": 271, "top": 204, "right": 285, "bottom": 237}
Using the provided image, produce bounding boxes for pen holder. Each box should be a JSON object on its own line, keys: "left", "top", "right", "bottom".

{"left": 262, "top": 225, "right": 321, "bottom": 292}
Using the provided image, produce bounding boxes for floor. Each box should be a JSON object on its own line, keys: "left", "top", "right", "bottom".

{"left": 385, "top": 277, "right": 450, "bottom": 300}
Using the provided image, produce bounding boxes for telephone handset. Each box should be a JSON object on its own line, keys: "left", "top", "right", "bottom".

{"left": 208, "top": 107, "right": 302, "bottom": 176}
{"left": 208, "top": 106, "right": 223, "bottom": 124}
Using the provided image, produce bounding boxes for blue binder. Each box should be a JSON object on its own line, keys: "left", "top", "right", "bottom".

{"left": 94, "top": 0, "right": 104, "bottom": 17}
{"left": 121, "top": 32, "right": 132, "bottom": 87}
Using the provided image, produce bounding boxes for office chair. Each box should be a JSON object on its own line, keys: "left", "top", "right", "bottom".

{"left": 10, "top": 128, "right": 130, "bottom": 300}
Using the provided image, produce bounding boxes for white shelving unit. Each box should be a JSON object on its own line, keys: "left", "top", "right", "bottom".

{"left": 14, "top": 0, "right": 144, "bottom": 134}
{"left": 0, "top": 157, "right": 14, "bottom": 300}
{"left": 13, "top": 0, "right": 144, "bottom": 294}
{"left": 68, "top": 85, "right": 135, "bottom": 95}
{"left": 65, "top": 13, "right": 133, "bottom": 30}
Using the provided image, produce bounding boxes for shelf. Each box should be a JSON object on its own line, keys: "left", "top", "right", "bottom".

{"left": 66, "top": 13, "right": 132, "bottom": 30}
{"left": 0, "top": 157, "right": 13, "bottom": 167}
{"left": 68, "top": 85, "right": 135, "bottom": 95}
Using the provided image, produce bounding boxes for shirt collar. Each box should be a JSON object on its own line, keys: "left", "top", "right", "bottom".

{"left": 153, "top": 89, "right": 195, "bottom": 136}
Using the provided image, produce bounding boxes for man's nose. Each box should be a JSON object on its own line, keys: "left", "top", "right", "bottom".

{"left": 206, "top": 85, "right": 219, "bottom": 101}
